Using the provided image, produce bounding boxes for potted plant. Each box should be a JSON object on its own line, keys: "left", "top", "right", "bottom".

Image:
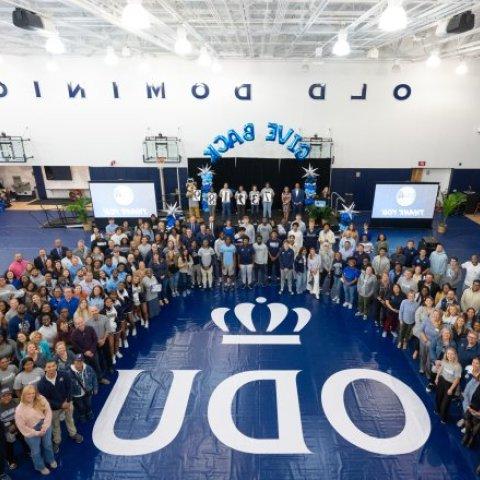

{"left": 66, "top": 196, "right": 92, "bottom": 231}
{"left": 437, "top": 191, "right": 466, "bottom": 233}
{"left": 305, "top": 204, "right": 334, "bottom": 225}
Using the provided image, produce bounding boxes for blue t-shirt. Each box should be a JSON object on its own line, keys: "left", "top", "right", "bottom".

{"left": 220, "top": 244, "right": 236, "bottom": 266}
{"left": 343, "top": 266, "right": 360, "bottom": 283}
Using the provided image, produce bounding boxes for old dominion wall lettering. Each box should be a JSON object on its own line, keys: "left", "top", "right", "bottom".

{"left": 0, "top": 81, "right": 412, "bottom": 101}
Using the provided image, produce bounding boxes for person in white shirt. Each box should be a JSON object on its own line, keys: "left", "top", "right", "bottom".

{"left": 207, "top": 188, "right": 217, "bottom": 218}
{"left": 249, "top": 185, "right": 260, "bottom": 219}
{"left": 306, "top": 247, "right": 322, "bottom": 299}
{"left": 288, "top": 222, "right": 303, "bottom": 250}
{"left": 110, "top": 227, "right": 128, "bottom": 246}
{"left": 241, "top": 217, "right": 256, "bottom": 244}
{"left": 293, "top": 214, "right": 306, "bottom": 234}
{"left": 462, "top": 255, "right": 480, "bottom": 290}
{"left": 319, "top": 223, "right": 335, "bottom": 246}
{"left": 235, "top": 186, "right": 248, "bottom": 219}
{"left": 219, "top": 183, "right": 233, "bottom": 219}
{"left": 260, "top": 183, "right": 274, "bottom": 219}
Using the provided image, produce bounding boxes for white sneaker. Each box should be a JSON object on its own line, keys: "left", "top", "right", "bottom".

{"left": 461, "top": 427, "right": 466, "bottom": 434}
{"left": 457, "top": 419, "right": 464, "bottom": 427}
{"left": 140, "top": 319, "right": 145, "bottom": 326}
{"left": 132, "top": 327, "right": 137, "bottom": 337}
{"left": 315, "top": 294, "right": 319, "bottom": 299}
{"left": 116, "top": 351, "right": 123, "bottom": 359}
{"left": 363, "top": 315, "right": 367, "bottom": 320}
{"left": 342, "top": 302, "right": 348, "bottom": 307}
{"left": 145, "top": 321, "right": 149, "bottom": 329}
{"left": 392, "top": 331, "right": 398, "bottom": 338}
{"left": 355, "top": 312, "right": 363, "bottom": 316}
{"left": 111, "top": 355, "right": 116, "bottom": 365}
{"left": 347, "top": 303, "right": 353, "bottom": 309}
{"left": 290, "top": 290, "right": 294, "bottom": 295}
{"left": 123, "top": 339, "right": 129, "bottom": 349}
{"left": 382, "top": 331, "right": 387, "bottom": 338}
{"left": 125, "top": 329, "right": 129, "bottom": 337}
{"left": 279, "top": 290, "right": 283, "bottom": 294}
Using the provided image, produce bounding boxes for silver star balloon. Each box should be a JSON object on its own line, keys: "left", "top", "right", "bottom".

{"left": 197, "top": 164, "right": 214, "bottom": 177}
{"left": 301, "top": 164, "right": 319, "bottom": 178}
{"left": 339, "top": 202, "right": 359, "bottom": 216}
{"left": 164, "top": 202, "right": 182, "bottom": 217}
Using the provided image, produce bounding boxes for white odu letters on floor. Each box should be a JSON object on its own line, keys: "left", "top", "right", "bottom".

{"left": 92, "top": 369, "right": 200, "bottom": 456}
{"left": 92, "top": 368, "right": 430, "bottom": 456}
{"left": 207, "top": 370, "right": 311, "bottom": 454}
{"left": 321, "top": 368, "right": 431, "bottom": 455}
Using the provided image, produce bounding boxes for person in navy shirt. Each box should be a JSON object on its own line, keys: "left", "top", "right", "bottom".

{"left": 304, "top": 219, "right": 319, "bottom": 252}
{"left": 267, "top": 231, "right": 281, "bottom": 284}
{"left": 236, "top": 238, "right": 254, "bottom": 289}
{"left": 279, "top": 241, "right": 294, "bottom": 294}
{"left": 403, "top": 240, "right": 418, "bottom": 268}
{"left": 342, "top": 257, "right": 360, "bottom": 309}
{"left": 413, "top": 248, "right": 430, "bottom": 273}
{"left": 56, "top": 288, "right": 79, "bottom": 319}
{"left": 291, "top": 183, "right": 306, "bottom": 216}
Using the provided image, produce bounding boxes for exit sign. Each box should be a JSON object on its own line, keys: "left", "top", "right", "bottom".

{"left": 418, "top": 161, "right": 426, "bottom": 167}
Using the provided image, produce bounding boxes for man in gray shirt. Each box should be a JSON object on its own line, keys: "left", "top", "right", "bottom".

{"left": 0, "top": 357, "right": 18, "bottom": 391}
{"left": 257, "top": 218, "right": 273, "bottom": 244}
{"left": 253, "top": 236, "right": 268, "bottom": 286}
{"left": 86, "top": 306, "right": 112, "bottom": 373}
{"left": 0, "top": 277, "right": 24, "bottom": 302}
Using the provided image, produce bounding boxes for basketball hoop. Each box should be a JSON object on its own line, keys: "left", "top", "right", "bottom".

{"left": 157, "top": 156, "right": 166, "bottom": 164}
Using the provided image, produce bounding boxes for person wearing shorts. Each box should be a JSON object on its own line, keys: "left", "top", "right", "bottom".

{"left": 220, "top": 237, "right": 236, "bottom": 290}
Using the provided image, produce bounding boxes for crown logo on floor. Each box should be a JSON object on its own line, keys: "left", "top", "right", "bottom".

{"left": 211, "top": 297, "right": 311, "bottom": 345}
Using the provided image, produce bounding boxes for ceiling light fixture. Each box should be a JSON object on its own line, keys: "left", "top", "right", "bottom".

{"left": 198, "top": 46, "right": 212, "bottom": 67}
{"left": 379, "top": 0, "right": 407, "bottom": 32}
{"left": 104, "top": 46, "right": 119, "bottom": 66}
{"left": 121, "top": 0, "right": 151, "bottom": 31}
{"left": 455, "top": 61, "right": 468, "bottom": 75}
{"left": 332, "top": 30, "right": 350, "bottom": 56}
{"left": 45, "top": 35, "right": 65, "bottom": 55}
{"left": 174, "top": 26, "right": 192, "bottom": 56}
{"left": 426, "top": 51, "right": 441, "bottom": 68}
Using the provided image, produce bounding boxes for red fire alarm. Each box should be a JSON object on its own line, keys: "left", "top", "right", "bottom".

{"left": 418, "top": 161, "right": 426, "bottom": 167}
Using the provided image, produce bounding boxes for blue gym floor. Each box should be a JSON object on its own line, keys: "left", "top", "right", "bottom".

{"left": 1, "top": 210, "right": 480, "bottom": 480}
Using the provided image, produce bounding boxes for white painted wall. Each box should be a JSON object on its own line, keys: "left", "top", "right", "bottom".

{"left": 0, "top": 55, "right": 479, "bottom": 168}
{"left": 42, "top": 166, "right": 90, "bottom": 198}
{"left": 420, "top": 168, "right": 452, "bottom": 195}
{"left": 0, "top": 165, "right": 34, "bottom": 191}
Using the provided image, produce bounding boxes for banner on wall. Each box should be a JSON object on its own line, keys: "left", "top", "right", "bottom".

{"left": 203, "top": 122, "right": 311, "bottom": 163}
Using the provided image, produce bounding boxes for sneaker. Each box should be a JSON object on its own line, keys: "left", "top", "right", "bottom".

{"left": 457, "top": 419, "right": 465, "bottom": 427}
{"left": 461, "top": 427, "right": 466, "bottom": 434}
{"left": 347, "top": 303, "right": 353, "bottom": 309}
{"left": 402, "top": 342, "right": 407, "bottom": 350}
{"left": 145, "top": 321, "right": 149, "bottom": 329}
{"left": 39, "top": 468, "right": 50, "bottom": 475}
{"left": 70, "top": 433, "right": 83, "bottom": 444}
{"left": 52, "top": 442, "right": 60, "bottom": 454}
{"left": 248, "top": 284, "right": 253, "bottom": 290}
{"left": 132, "top": 327, "right": 137, "bottom": 337}
{"left": 164, "top": 298, "right": 170, "bottom": 305}
{"left": 426, "top": 384, "right": 433, "bottom": 393}
{"left": 49, "top": 461, "right": 57, "bottom": 469}
{"left": 279, "top": 290, "right": 283, "bottom": 294}
{"left": 342, "top": 302, "right": 348, "bottom": 307}
{"left": 397, "top": 343, "right": 402, "bottom": 349}
{"left": 382, "top": 331, "right": 387, "bottom": 338}
{"left": 315, "top": 294, "right": 319, "bottom": 299}
{"left": 391, "top": 331, "right": 398, "bottom": 338}
{"left": 355, "top": 312, "right": 363, "bottom": 316}
{"left": 140, "top": 319, "right": 145, "bottom": 326}
{"left": 99, "top": 378, "right": 111, "bottom": 385}
{"left": 111, "top": 355, "right": 116, "bottom": 365}
{"left": 290, "top": 290, "right": 294, "bottom": 295}
{"left": 8, "top": 462, "right": 17, "bottom": 470}
{"left": 123, "top": 339, "right": 129, "bottom": 349}
{"left": 116, "top": 351, "right": 123, "bottom": 359}
{"left": 363, "top": 315, "right": 367, "bottom": 320}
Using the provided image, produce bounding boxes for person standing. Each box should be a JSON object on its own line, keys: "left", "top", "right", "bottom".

{"left": 281, "top": 187, "right": 292, "bottom": 222}
{"left": 237, "top": 238, "right": 255, "bottom": 289}
{"left": 219, "top": 236, "right": 236, "bottom": 291}
{"left": 279, "top": 241, "right": 294, "bottom": 295}
{"left": 398, "top": 290, "right": 418, "bottom": 349}
{"left": 429, "top": 243, "right": 448, "bottom": 284}
{"left": 207, "top": 188, "right": 217, "bottom": 218}
{"left": 291, "top": 183, "right": 305, "bottom": 216}
{"left": 342, "top": 257, "right": 360, "bottom": 309}
{"left": 37, "top": 361, "right": 83, "bottom": 453}
{"left": 249, "top": 185, "right": 260, "bottom": 220}
{"left": 294, "top": 247, "right": 308, "bottom": 294}
{"left": 383, "top": 283, "right": 405, "bottom": 339}
{"left": 260, "top": 183, "right": 275, "bottom": 219}
{"left": 219, "top": 183, "right": 233, "bottom": 219}
{"left": 435, "top": 347, "right": 462, "bottom": 424}
{"left": 356, "top": 266, "right": 377, "bottom": 320}
{"left": 307, "top": 247, "right": 322, "bottom": 299}
{"left": 69, "top": 354, "right": 98, "bottom": 422}
{"left": 266, "top": 231, "right": 281, "bottom": 285}
{"left": 235, "top": 186, "right": 248, "bottom": 220}
{"left": 257, "top": 218, "right": 272, "bottom": 244}
{"left": 198, "top": 240, "right": 215, "bottom": 289}
{"left": 253, "top": 236, "right": 268, "bottom": 287}
{"left": 15, "top": 385, "right": 56, "bottom": 475}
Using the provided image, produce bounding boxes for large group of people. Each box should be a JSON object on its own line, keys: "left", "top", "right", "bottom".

{"left": 1, "top": 194, "right": 480, "bottom": 477}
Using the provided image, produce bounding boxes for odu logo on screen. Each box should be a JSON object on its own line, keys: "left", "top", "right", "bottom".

{"left": 92, "top": 298, "right": 431, "bottom": 458}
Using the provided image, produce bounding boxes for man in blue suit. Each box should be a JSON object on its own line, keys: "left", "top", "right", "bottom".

{"left": 291, "top": 183, "right": 305, "bottom": 216}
